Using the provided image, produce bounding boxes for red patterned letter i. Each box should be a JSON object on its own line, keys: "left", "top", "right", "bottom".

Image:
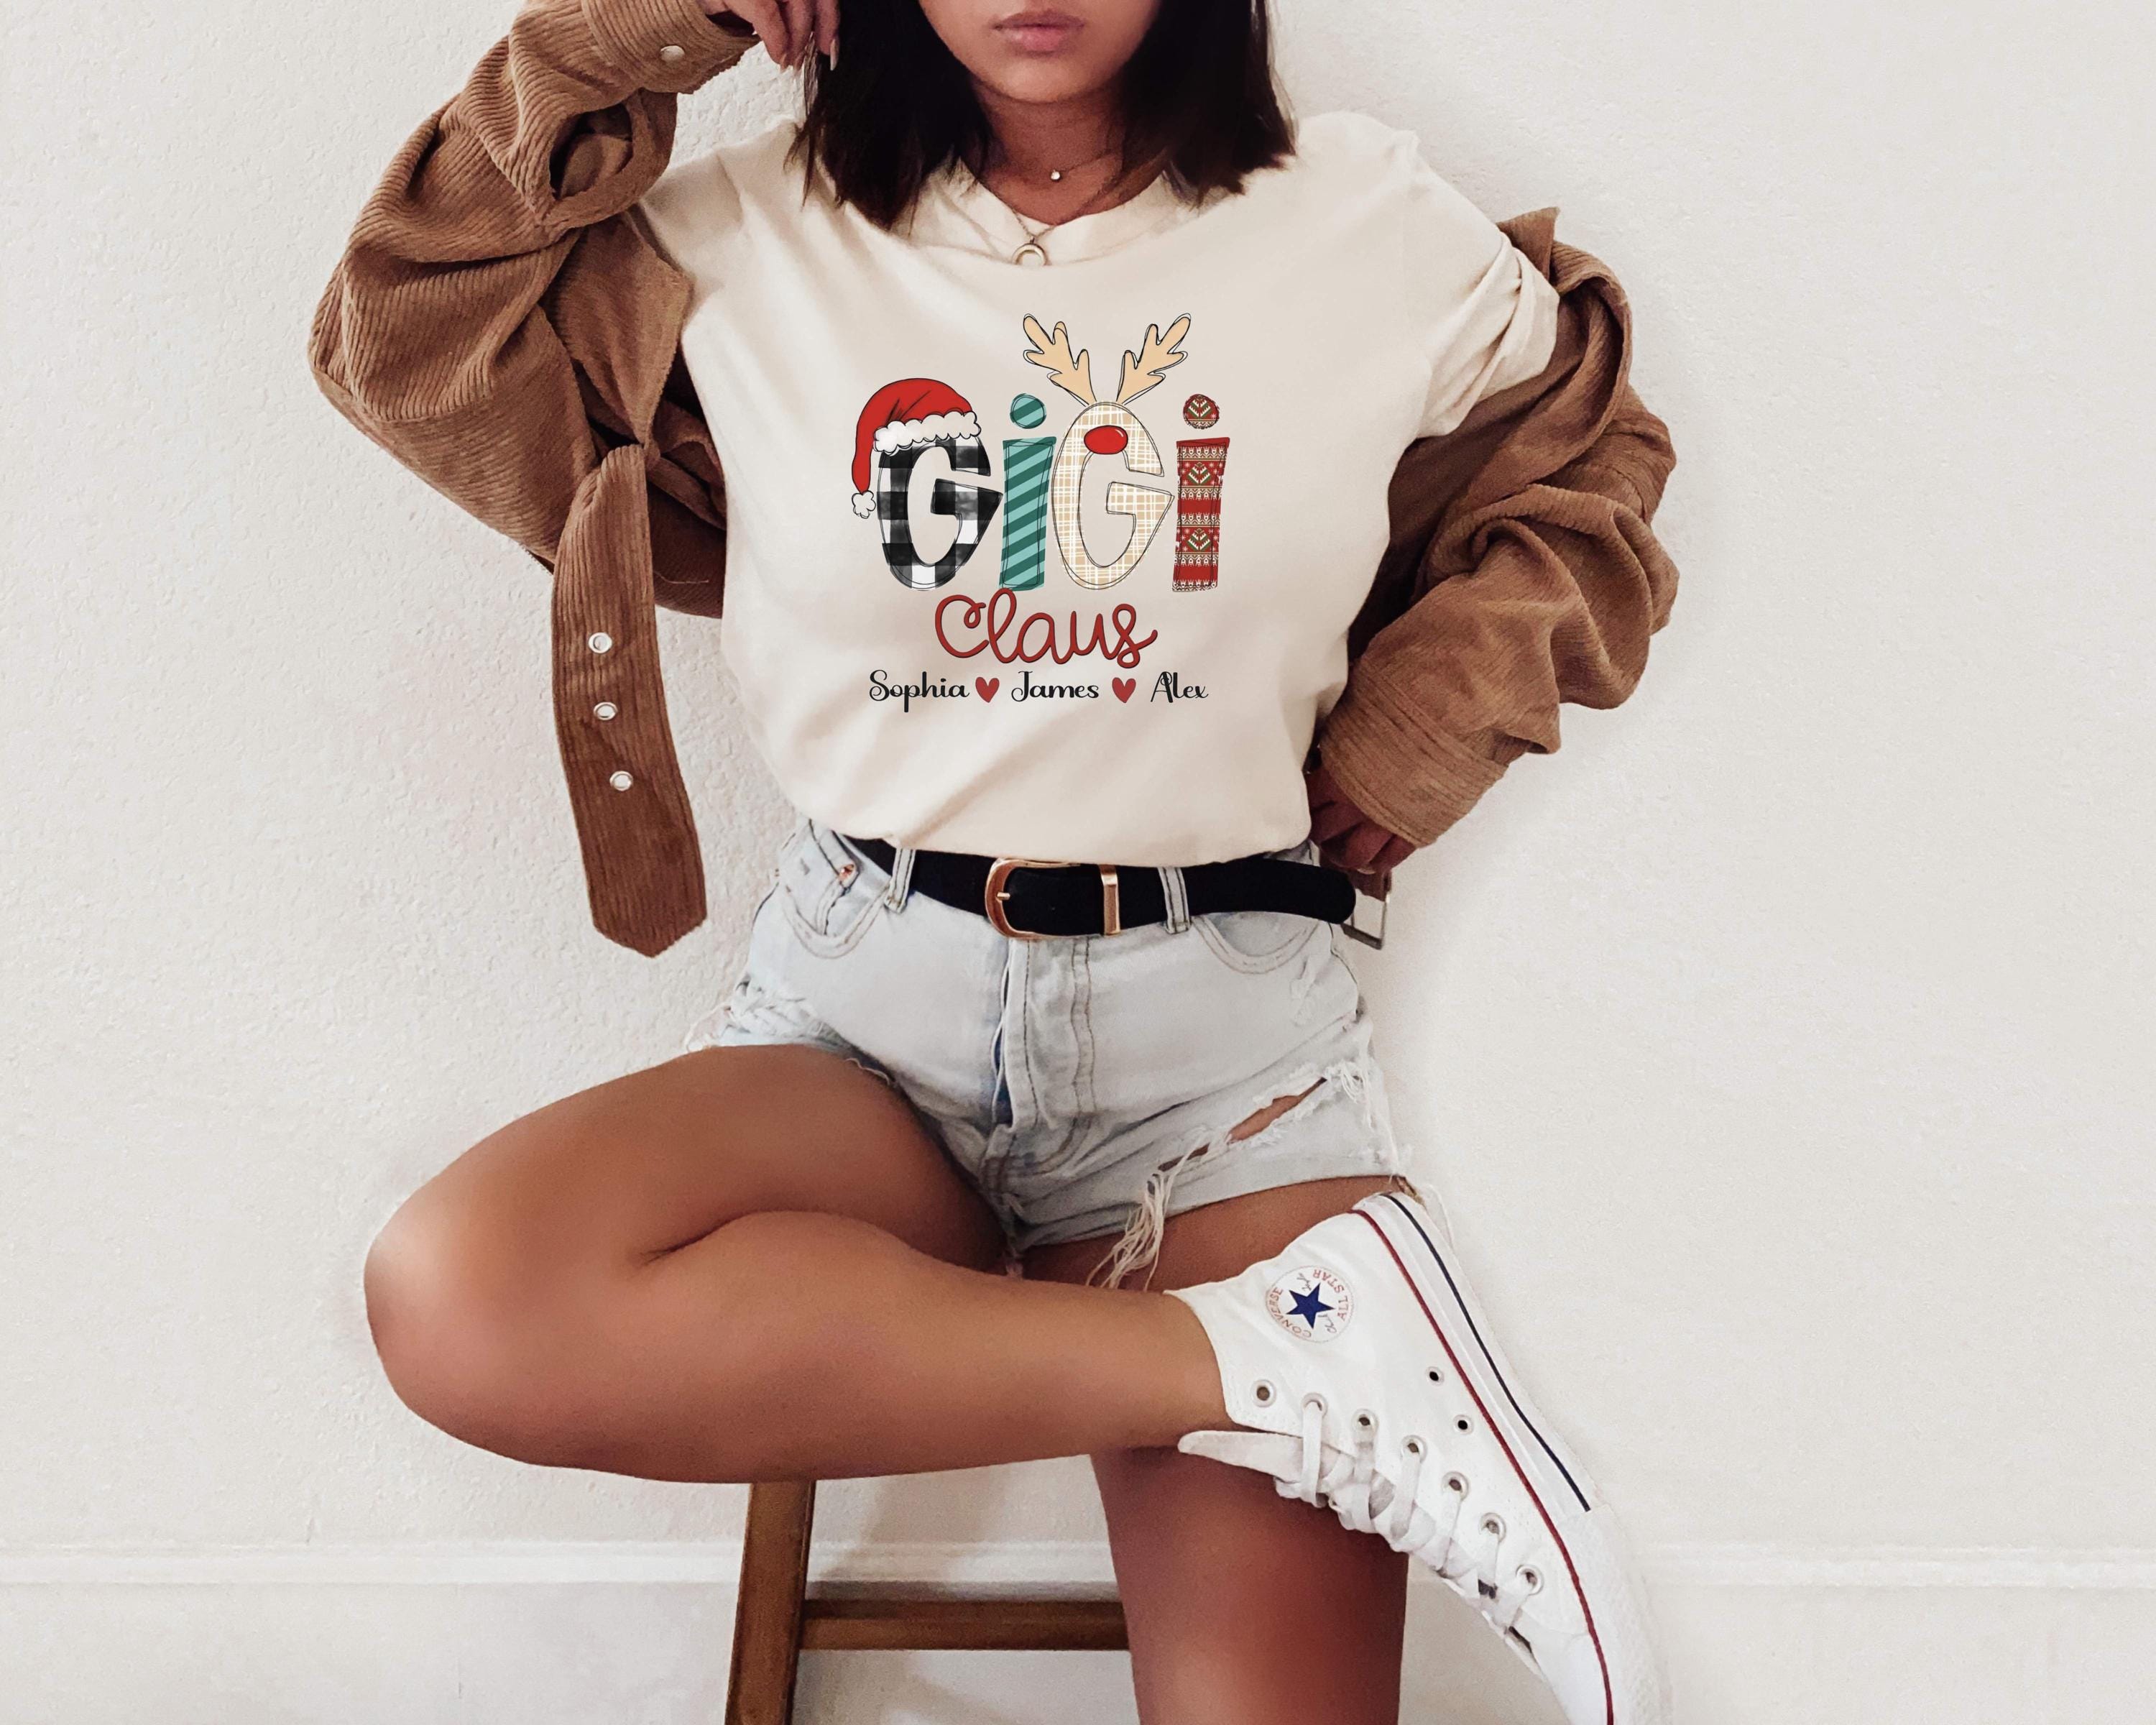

{"left": 1174, "top": 392, "right": 1225, "bottom": 591}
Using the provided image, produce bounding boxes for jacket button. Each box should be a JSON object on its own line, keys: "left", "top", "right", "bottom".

{"left": 588, "top": 631, "right": 613, "bottom": 653}
{"left": 658, "top": 44, "right": 686, "bottom": 63}
{"left": 609, "top": 770, "right": 634, "bottom": 791}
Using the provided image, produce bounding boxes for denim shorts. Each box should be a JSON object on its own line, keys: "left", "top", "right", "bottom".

{"left": 680, "top": 817, "right": 1414, "bottom": 1284}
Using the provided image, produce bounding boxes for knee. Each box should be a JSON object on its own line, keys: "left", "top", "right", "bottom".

{"left": 361, "top": 1185, "right": 602, "bottom": 1464}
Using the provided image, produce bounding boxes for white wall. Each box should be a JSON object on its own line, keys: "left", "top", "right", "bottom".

{"left": 5, "top": 0, "right": 2152, "bottom": 1719}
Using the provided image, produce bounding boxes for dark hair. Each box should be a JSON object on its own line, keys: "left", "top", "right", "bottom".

{"left": 786, "top": 1, "right": 1295, "bottom": 231}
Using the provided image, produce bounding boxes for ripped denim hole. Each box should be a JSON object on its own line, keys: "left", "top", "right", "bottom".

{"left": 1084, "top": 1133, "right": 1212, "bottom": 1293}
{"left": 1087, "top": 1044, "right": 1406, "bottom": 1285}
{"left": 1082, "top": 1074, "right": 1336, "bottom": 1293}
{"left": 1226, "top": 1077, "right": 1326, "bottom": 1145}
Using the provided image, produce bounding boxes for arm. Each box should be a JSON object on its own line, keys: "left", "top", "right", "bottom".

{"left": 1314, "top": 217, "right": 1681, "bottom": 862}
{"left": 305, "top": 0, "right": 778, "bottom": 957}
{"left": 304, "top": 0, "right": 762, "bottom": 615}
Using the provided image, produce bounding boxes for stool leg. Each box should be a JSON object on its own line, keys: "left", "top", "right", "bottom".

{"left": 724, "top": 1481, "right": 818, "bottom": 1725}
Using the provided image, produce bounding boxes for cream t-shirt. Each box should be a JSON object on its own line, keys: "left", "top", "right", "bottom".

{"left": 637, "top": 110, "right": 1558, "bottom": 865}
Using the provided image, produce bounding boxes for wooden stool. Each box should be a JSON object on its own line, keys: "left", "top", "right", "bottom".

{"left": 724, "top": 1480, "right": 1128, "bottom": 1725}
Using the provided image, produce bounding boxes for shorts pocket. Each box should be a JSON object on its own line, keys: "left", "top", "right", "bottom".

{"left": 1189, "top": 839, "right": 1334, "bottom": 975}
{"left": 1192, "top": 907, "right": 1327, "bottom": 975}
{"left": 775, "top": 821, "right": 884, "bottom": 958}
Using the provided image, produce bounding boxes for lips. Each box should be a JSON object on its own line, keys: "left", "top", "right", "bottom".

{"left": 995, "top": 8, "right": 1083, "bottom": 53}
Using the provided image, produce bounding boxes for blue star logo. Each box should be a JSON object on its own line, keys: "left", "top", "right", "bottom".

{"left": 1287, "top": 1283, "right": 1334, "bottom": 1328}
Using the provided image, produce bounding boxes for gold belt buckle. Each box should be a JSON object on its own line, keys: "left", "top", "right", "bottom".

{"left": 984, "top": 857, "right": 1123, "bottom": 940}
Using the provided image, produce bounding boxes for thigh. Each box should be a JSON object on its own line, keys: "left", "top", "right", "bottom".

{"left": 393, "top": 1043, "right": 1007, "bottom": 1283}
{"left": 1026, "top": 1176, "right": 1414, "bottom": 1725}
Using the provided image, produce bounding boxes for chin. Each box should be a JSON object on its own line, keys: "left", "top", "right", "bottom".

{"left": 975, "top": 56, "right": 1115, "bottom": 105}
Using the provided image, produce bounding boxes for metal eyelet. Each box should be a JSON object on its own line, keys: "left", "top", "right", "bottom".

{"left": 1444, "top": 1472, "right": 1470, "bottom": 1495}
{"left": 1302, "top": 1392, "right": 1328, "bottom": 1416}
{"left": 1455, "top": 1415, "right": 1473, "bottom": 1433}
{"left": 1252, "top": 1380, "right": 1275, "bottom": 1405}
{"left": 1519, "top": 1565, "right": 1542, "bottom": 1593}
{"left": 1355, "top": 1410, "right": 1375, "bottom": 1430}
{"left": 1481, "top": 1513, "right": 1506, "bottom": 1540}
{"left": 1427, "top": 1367, "right": 1443, "bottom": 1383}
{"left": 1402, "top": 1435, "right": 1424, "bottom": 1457}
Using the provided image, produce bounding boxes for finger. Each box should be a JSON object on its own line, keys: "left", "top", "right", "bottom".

{"left": 776, "top": 0, "right": 815, "bottom": 64}
{"left": 1316, "top": 834, "right": 1355, "bottom": 875}
{"left": 1302, "top": 789, "right": 1354, "bottom": 828}
{"left": 1307, "top": 800, "right": 1362, "bottom": 844}
{"left": 1336, "top": 824, "right": 1388, "bottom": 873}
{"left": 719, "top": 0, "right": 788, "bottom": 62}
{"left": 812, "top": 0, "right": 839, "bottom": 58}
{"left": 1370, "top": 834, "right": 1416, "bottom": 875}
{"left": 1330, "top": 854, "right": 1388, "bottom": 899}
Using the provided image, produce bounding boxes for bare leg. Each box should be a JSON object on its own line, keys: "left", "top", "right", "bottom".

{"left": 1026, "top": 1166, "right": 1422, "bottom": 1725}
{"left": 362, "top": 1044, "right": 1228, "bottom": 1482}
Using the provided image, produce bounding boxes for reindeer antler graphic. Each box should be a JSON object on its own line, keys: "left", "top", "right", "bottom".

{"left": 1021, "top": 315, "right": 1097, "bottom": 407}
{"left": 1114, "top": 316, "right": 1190, "bottom": 405}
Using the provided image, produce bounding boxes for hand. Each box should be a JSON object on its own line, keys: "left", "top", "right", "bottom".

{"left": 1306, "top": 763, "right": 1417, "bottom": 894}
{"left": 704, "top": 0, "right": 837, "bottom": 69}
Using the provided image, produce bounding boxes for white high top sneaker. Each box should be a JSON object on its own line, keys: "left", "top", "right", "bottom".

{"left": 1166, "top": 1189, "right": 1669, "bottom": 1725}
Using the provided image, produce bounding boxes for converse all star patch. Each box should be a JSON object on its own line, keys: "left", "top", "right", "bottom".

{"left": 1265, "top": 1264, "right": 1355, "bottom": 1342}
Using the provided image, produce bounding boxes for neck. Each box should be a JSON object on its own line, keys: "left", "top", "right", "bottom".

{"left": 972, "top": 82, "right": 1140, "bottom": 226}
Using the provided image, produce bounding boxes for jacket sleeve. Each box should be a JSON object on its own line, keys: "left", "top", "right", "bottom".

{"left": 305, "top": 0, "right": 757, "bottom": 619}
{"left": 1317, "top": 216, "right": 1680, "bottom": 847}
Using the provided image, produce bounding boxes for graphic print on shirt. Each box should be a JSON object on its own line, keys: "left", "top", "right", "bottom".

{"left": 999, "top": 392, "right": 1054, "bottom": 591}
{"left": 1018, "top": 313, "right": 1184, "bottom": 590}
{"left": 1174, "top": 392, "right": 1228, "bottom": 592}
{"left": 847, "top": 314, "right": 1224, "bottom": 711}
{"left": 848, "top": 378, "right": 1003, "bottom": 590}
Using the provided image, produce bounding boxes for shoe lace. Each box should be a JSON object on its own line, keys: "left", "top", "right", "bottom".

{"left": 1284, "top": 1393, "right": 1543, "bottom": 1636}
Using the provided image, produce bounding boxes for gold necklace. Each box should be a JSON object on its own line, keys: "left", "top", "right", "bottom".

{"left": 1039, "top": 143, "right": 1117, "bottom": 185}
{"left": 995, "top": 151, "right": 1125, "bottom": 266}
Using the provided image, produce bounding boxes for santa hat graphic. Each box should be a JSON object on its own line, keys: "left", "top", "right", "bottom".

{"left": 850, "top": 378, "right": 982, "bottom": 517}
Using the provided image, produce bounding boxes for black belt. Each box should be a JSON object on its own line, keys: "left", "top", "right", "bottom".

{"left": 839, "top": 835, "right": 1388, "bottom": 947}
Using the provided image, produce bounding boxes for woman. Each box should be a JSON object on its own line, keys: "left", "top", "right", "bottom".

{"left": 308, "top": 1, "right": 1680, "bottom": 1719}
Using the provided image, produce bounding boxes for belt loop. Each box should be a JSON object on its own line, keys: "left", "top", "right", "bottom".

{"left": 1159, "top": 865, "right": 1192, "bottom": 934}
{"left": 883, "top": 842, "right": 918, "bottom": 911}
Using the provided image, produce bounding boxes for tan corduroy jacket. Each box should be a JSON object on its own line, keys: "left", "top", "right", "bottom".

{"left": 307, "top": 0, "right": 1680, "bottom": 957}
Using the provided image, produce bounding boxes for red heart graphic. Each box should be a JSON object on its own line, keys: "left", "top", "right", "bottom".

{"left": 1112, "top": 677, "right": 1136, "bottom": 703}
{"left": 975, "top": 676, "right": 1000, "bottom": 702}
